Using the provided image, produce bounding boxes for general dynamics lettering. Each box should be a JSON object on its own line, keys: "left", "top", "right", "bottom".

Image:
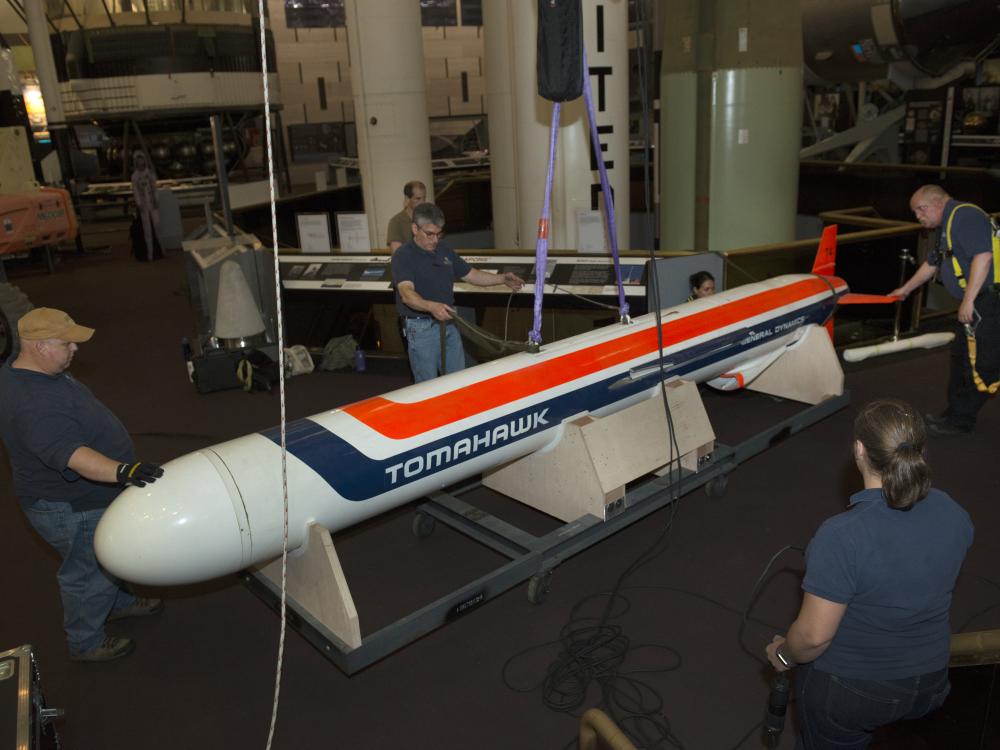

{"left": 384, "top": 409, "right": 550, "bottom": 484}
{"left": 740, "top": 315, "right": 806, "bottom": 345}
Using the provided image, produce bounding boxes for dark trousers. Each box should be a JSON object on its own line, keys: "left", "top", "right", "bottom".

{"left": 945, "top": 291, "right": 1000, "bottom": 429}
{"left": 794, "top": 663, "right": 950, "bottom": 750}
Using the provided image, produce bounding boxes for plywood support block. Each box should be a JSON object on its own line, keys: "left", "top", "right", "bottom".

{"left": 483, "top": 380, "right": 715, "bottom": 522}
{"left": 746, "top": 325, "right": 844, "bottom": 405}
{"left": 259, "top": 522, "right": 362, "bottom": 650}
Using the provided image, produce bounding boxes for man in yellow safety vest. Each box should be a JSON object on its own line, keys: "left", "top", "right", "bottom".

{"left": 891, "top": 184, "right": 1000, "bottom": 437}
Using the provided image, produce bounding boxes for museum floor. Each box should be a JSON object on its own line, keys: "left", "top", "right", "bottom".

{"left": 2, "top": 226, "right": 998, "bottom": 750}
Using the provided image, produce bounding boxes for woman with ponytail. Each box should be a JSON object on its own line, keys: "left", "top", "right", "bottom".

{"left": 765, "top": 399, "right": 974, "bottom": 749}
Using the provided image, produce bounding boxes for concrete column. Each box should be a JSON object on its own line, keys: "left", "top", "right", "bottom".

{"left": 659, "top": 1, "right": 697, "bottom": 251}
{"left": 483, "top": 0, "right": 519, "bottom": 249}
{"left": 24, "top": 0, "right": 72, "bottom": 184}
{"left": 507, "top": 0, "right": 630, "bottom": 251}
{"left": 345, "top": 0, "right": 433, "bottom": 248}
{"left": 660, "top": 0, "right": 803, "bottom": 253}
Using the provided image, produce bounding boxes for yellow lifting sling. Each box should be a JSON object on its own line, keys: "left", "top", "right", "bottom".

{"left": 944, "top": 203, "right": 1000, "bottom": 289}
{"left": 945, "top": 203, "right": 1000, "bottom": 394}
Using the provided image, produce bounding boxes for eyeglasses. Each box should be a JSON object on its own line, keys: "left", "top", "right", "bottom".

{"left": 418, "top": 227, "right": 445, "bottom": 241}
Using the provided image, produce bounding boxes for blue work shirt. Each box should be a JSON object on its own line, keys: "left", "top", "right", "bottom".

{"left": 0, "top": 363, "right": 134, "bottom": 512}
{"left": 391, "top": 239, "right": 471, "bottom": 317}
{"left": 927, "top": 199, "right": 996, "bottom": 300}
{"left": 803, "top": 487, "right": 973, "bottom": 680}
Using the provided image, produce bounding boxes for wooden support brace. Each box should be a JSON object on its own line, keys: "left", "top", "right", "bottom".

{"left": 258, "top": 522, "right": 362, "bottom": 650}
{"left": 746, "top": 324, "right": 845, "bottom": 405}
{"left": 483, "top": 380, "right": 715, "bottom": 522}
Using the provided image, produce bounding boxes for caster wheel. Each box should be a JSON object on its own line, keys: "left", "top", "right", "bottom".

{"left": 527, "top": 571, "right": 552, "bottom": 605}
{"left": 412, "top": 512, "right": 435, "bottom": 538}
{"left": 705, "top": 474, "right": 729, "bottom": 498}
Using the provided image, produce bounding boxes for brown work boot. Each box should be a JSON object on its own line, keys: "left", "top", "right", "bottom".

{"left": 70, "top": 636, "right": 135, "bottom": 662}
{"left": 107, "top": 597, "right": 163, "bottom": 622}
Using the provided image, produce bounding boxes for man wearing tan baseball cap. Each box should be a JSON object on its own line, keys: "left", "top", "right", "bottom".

{"left": 0, "top": 307, "right": 165, "bottom": 662}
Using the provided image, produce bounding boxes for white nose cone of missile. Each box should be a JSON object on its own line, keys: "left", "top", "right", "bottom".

{"left": 95, "top": 450, "right": 251, "bottom": 586}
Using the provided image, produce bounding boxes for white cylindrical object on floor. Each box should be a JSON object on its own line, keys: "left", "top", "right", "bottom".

{"left": 842, "top": 332, "right": 955, "bottom": 363}
{"left": 214, "top": 260, "right": 265, "bottom": 339}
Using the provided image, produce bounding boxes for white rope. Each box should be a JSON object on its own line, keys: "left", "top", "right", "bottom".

{"left": 253, "top": 6, "right": 290, "bottom": 750}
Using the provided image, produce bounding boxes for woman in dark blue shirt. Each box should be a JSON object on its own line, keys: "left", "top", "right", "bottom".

{"left": 766, "top": 399, "right": 974, "bottom": 749}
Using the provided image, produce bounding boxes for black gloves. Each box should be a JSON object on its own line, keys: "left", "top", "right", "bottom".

{"left": 117, "top": 462, "right": 164, "bottom": 488}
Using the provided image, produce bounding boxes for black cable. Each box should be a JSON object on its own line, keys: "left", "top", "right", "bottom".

{"left": 737, "top": 545, "right": 805, "bottom": 667}
{"left": 728, "top": 719, "right": 767, "bottom": 750}
{"left": 715, "top": 545, "right": 806, "bottom": 750}
{"left": 955, "top": 573, "right": 1000, "bottom": 632}
{"left": 547, "top": 283, "right": 621, "bottom": 311}
{"left": 500, "top": 6, "right": 689, "bottom": 746}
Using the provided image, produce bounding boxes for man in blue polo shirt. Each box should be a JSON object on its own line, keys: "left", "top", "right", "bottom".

{"left": 891, "top": 184, "right": 999, "bottom": 436}
{"left": 391, "top": 202, "right": 524, "bottom": 383}
{"left": 0, "top": 308, "right": 165, "bottom": 662}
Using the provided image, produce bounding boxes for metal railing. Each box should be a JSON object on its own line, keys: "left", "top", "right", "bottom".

{"left": 45, "top": 0, "right": 258, "bottom": 27}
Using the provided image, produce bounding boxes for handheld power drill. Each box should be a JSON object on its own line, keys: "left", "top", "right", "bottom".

{"left": 765, "top": 672, "right": 790, "bottom": 736}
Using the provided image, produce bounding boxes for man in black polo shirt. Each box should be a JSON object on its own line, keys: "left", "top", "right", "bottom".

{"left": 0, "top": 308, "right": 165, "bottom": 662}
{"left": 391, "top": 203, "right": 524, "bottom": 383}
{"left": 890, "top": 184, "right": 1000, "bottom": 436}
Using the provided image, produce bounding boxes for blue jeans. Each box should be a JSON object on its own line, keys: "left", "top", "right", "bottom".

{"left": 795, "top": 663, "right": 951, "bottom": 749}
{"left": 404, "top": 317, "right": 465, "bottom": 383}
{"left": 23, "top": 500, "right": 136, "bottom": 656}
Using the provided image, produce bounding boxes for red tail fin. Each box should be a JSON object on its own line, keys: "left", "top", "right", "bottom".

{"left": 839, "top": 293, "right": 901, "bottom": 305}
{"left": 812, "top": 225, "right": 837, "bottom": 276}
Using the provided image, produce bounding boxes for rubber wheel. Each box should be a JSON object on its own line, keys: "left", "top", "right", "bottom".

{"left": 412, "top": 511, "right": 435, "bottom": 538}
{"left": 527, "top": 571, "right": 552, "bottom": 605}
{"left": 705, "top": 474, "right": 729, "bottom": 499}
{"left": 0, "top": 282, "right": 33, "bottom": 364}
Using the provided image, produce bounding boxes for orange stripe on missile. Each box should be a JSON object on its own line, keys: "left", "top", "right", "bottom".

{"left": 344, "top": 277, "right": 839, "bottom": 439}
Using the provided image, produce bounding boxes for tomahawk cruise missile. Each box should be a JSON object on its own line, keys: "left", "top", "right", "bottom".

{"left": 97, "top": 232, "right": 859, "bottom": 586}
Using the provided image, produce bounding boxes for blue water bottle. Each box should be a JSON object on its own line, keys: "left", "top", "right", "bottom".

{"left": 354, "top": 347, "right": 366, "bottom": 372}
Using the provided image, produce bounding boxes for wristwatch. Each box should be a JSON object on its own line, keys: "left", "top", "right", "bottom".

{"left": 776, "top": 644, "right": 796, "bottom": 669}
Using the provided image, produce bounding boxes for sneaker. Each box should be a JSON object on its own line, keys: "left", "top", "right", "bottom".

{"left": 71, "top": 636, "right": 135, "bottom": 662}
{"left": 927, "top": 420, "right": 973, "bottom": 437}
{"left": 924, "top": 413, "right": 950, "bottom": 427}
{"left": 107, "top": 597, "right": 164, "bottom": 622}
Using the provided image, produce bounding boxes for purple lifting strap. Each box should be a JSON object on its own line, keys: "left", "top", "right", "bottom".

{"left": 530, "top": 102, "right": 561, "bottom": 345}
{"left": 581, "top": 46, "right": 628, "bottom": 320}
{"left": 529, "top": 47, "right": 629, "bottom": 346}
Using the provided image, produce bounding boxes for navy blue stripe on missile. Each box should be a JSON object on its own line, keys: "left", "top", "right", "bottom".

{"left": 262, "top": 300, "right": 834, "bottom": 500}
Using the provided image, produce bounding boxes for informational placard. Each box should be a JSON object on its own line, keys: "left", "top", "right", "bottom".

{"left": 576, "top": 209, "right": 608, "bottom": 254}
{"left": 336, "top": 212, "right": 371, "bottom": 254}
{"left": 295, "top": 212, "right": 333, "bottom": 253}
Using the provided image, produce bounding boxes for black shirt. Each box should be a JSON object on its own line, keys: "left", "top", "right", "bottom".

{"left": 0, "top": 363, "right": 134, "bottom": 511}
{"left": 391, "top": 239, "right": 471, "bottom": 317}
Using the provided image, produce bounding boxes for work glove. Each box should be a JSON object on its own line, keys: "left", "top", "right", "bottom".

{"left": 117, "top": 462, "right": 164, "bottom": 488}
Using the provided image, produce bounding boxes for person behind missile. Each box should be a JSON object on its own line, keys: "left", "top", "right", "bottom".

{"left": 766, "top": 399, "right": 973, "bottom": 749}
{"left": 688, "top": 270, "right": 716, "bottom": 301}
{"left": 0, "top": 308, "right": 165, "bottom": 662}
{"left": 890, "top": 184, "right": 999, "bottom": 437}
{"left": 386, "top": 180, "right": 427, "bottom": 253}
{"left": 391, "top": 202, "right": 525, "bottom": 383}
